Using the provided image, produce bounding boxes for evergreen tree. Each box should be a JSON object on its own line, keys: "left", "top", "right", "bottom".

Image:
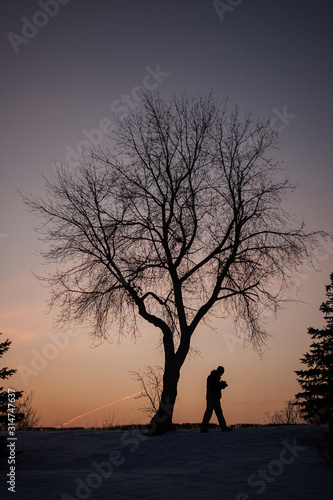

{"left": 295, "top": 273, "right": 333, "bottom": 461}
{"left": 0, "top": 333, "right": 24, "bottom": 429}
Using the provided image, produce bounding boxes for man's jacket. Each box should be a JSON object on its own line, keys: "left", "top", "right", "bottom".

{"left": 206, "top": 370, "right": 227, "bottom": 400}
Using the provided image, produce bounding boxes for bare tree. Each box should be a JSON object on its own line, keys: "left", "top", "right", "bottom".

{"left": 131, "top": 366, "right": 163, "bottom": 417}
{"left": 25, "top": 92, "right": 323, "bottom": 434}
{"left": 15, "top": 392, "right": 42, "bottom": 430}
{"left": 264, "top": 399, "right": 304, "bottom": 426}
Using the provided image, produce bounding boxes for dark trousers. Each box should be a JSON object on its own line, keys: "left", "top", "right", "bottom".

{"left": 201, "top": 398, "right": 227, "bottom": 431}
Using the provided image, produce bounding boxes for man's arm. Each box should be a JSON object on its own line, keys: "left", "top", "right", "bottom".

{"left": 220, "top": 380, "right": 228, "bottom": 389}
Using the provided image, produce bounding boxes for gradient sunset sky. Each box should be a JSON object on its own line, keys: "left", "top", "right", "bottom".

{"left": 1, "top": 0, "right": 332, "bottom": 427}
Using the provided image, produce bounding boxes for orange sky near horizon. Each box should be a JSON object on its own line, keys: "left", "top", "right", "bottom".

{"left": 2, "top": 252, "right": 332, "bottom": 428}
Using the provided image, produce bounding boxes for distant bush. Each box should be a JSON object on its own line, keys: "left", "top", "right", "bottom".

{"left": 15, "top": 392, "right": 42, "bottom": 430}
{"left": 264, "top": 399, "right": 304, "bottom": 425}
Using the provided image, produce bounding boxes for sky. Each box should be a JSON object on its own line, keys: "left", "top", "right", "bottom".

{"left": 0, "top": 0, "right": 332, "bottom": 428}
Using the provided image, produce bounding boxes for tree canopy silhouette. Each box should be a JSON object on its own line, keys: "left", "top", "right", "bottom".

{"left": 25, "top": 92, "right": 322, "bottom": 434}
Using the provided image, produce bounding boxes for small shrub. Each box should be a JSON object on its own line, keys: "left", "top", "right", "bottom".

{"left": 264, "top": 399, "right": 304, "bottom": 425}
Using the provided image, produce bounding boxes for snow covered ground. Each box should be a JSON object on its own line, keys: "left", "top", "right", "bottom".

{"left": 1, "top": 425, "right": 332, "bottom": 499}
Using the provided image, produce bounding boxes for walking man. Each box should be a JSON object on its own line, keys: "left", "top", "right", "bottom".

{"left": 201, "top": 365, "right": 230, "bottom": 432}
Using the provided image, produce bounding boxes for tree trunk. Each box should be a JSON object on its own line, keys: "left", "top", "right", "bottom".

{"left": 148, "top": 362, "right": 181, "bottom": 435}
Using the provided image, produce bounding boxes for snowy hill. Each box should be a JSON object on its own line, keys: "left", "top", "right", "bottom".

{"left": 0, "top": 425, "right": 332, "bottom": 499}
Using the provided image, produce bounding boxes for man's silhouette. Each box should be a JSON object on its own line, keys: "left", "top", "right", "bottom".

{"left": 200, "top": 365, "right": 230, "bottom": 432}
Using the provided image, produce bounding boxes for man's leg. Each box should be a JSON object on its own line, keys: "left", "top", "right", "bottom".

{"left": 214, "top": 400, "right": 228, "bottom": 431}
{"left": 201, "top": 399, "right": 214, "bottom": 432}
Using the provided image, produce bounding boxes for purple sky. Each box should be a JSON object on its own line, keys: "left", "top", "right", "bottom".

{"left": 1, "top": 0, "right": 332, "bottom": 426}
